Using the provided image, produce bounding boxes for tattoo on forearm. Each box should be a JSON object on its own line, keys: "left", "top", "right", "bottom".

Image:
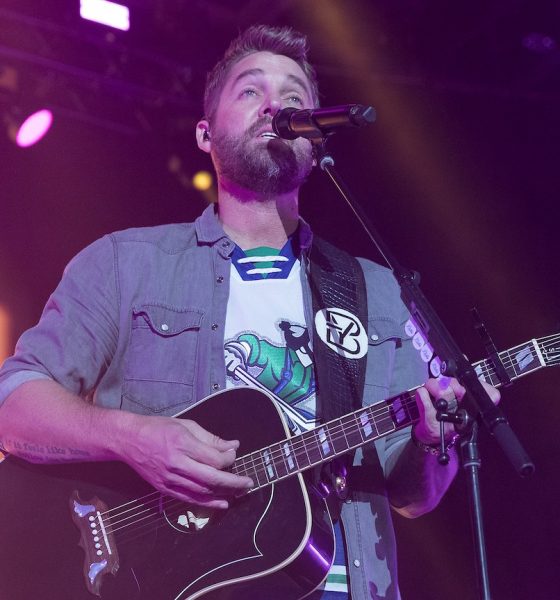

{"left": 0, "top": 438, "right": 91, "bottom": 463}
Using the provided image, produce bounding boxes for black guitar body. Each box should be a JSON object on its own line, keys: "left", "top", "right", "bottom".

{"left": 0, "top": 389, "right": 335, "bottom": 600}
{"left": 2, "top": 334, "right": 557, "bottom": 599}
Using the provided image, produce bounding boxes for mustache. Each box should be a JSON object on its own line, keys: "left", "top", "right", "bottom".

{"left": 246, "top": 116, "right": 275, "bottom": 138}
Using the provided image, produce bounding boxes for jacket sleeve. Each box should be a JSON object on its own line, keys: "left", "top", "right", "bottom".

{"left": 0, "top": 235, "right": 119, "bottom": 405}
{"left": 357, "top": 257, "right": 428, "bottom": 476}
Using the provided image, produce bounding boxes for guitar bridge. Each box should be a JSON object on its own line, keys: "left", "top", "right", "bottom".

{"left": 69, "top": 491, "right": 120, "bottom": 596}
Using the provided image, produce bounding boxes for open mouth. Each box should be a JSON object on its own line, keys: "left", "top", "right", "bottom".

{"left": 259, "top": 131, "right": 279, "bottom": 139}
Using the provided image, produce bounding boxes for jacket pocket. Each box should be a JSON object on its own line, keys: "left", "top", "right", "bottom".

{"left": 368, "top": 317, "right": 404, "bottom": 347}
{"left": 364, "top": 316, "right": 405, "bottom": 400}
{"left": 123, "top": 304, "right": 203, "bottom": 414}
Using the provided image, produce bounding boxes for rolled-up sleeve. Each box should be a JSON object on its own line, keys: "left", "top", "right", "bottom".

{"left": 0, "top": 235, "right": 119, "bottom": 406}
{"left": 357, "top": 258, "right": 428, "bottom": 475}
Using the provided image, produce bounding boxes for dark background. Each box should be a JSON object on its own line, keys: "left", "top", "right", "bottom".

{"left": 1, "top": 2, "right": 559, "bottom": 598}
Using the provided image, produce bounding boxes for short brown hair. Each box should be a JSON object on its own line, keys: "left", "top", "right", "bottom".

{"left": 203, "top": 25, "right": 320, "bottom": 123}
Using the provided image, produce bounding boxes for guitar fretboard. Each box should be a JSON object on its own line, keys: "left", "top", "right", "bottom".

{"left": 473, "top": 338, "right": 547, "bottom": 386}
{"left": 232, "top": 390, "right": 418, "bottom": 490}
{"left": 232, "top": 334, "right": 560, "bottom": 491}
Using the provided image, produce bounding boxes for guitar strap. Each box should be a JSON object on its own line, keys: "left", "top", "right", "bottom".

{"left": 307, "top": 236, "right": 368, "bottom": 425}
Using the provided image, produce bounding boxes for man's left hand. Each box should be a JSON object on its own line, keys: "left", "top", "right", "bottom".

{"left": 413, "top": 377, "right": 501, "bottom": 445}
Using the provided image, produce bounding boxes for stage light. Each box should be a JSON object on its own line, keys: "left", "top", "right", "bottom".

{"left": 522, "top": 33, "right": 557, "bottom": 53}
{"left": 80, "top": 0, "right": 130, "bottom": 31}
{"left": 7, "top": 109, "right": 53, "bottom": 148}
{"left": 192, "top": 171, "right": 213, "bottom": 191}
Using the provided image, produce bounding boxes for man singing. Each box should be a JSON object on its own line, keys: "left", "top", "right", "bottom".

{"left": 0, "top": 25, "right": 498, "bottom": 600}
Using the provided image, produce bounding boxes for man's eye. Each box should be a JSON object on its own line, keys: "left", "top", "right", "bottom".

{"left": 241, "top": 89, "right": 257, "bottom": 98}
{"left": 287, "top": 95, "right": 303, "bottom": 105}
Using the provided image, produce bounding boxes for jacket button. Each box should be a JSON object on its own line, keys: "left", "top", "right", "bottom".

{"left": 211, "top": 323, "right": 218, "bottom": 330}
{"left": 161, "top": 323, "right": 169, "bottom": 331}
{"left": 212, "top": 383, "right": 220, "bottom": 391}
{"left": 216, "top": 276, "right": 224, "bottom": 283}
{"left": 370, "top": 333, "right": 379, "bottom": 341}
{"left": 353, "top": 559, "right": 361, "bottom": 567}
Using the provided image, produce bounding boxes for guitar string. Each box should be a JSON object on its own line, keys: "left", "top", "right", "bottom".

{"left": 229, "top": 335, "right": 560, "bottom": 483}
{"left": 99, "top": 353, "right": 513, "bottom": 532}
{"left": 101, "top": 393, "right": 421, "bottom": 536}
{"left": 100, "top": 334, "right": 559, "bottom": 527}
{"left": 99, "top": 387, "right": 415, "bottom": 522}
{"left": 104, "top": 381, "right": 463, "bottom": 542}
{"left": 99, "top": 389, "right": 417, "bottom": 526}
{"left": 99, "top": 348, "right": 522, "bottom": 533}
{"left": 101, "top": 420, "right": 406, "bottom": 533}
{"left": 228, "top": 337, "right": 541, "bottom": 482}
{"left": 98, "top": 338, "right": 560, "bottom": 537}
{"left": 101, "top": 357, "right": 557, "bottom": 545}
{"left": 104, "top": 427, "right": 394, "bottom": 541}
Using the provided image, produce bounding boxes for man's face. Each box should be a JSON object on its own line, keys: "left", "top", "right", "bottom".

{"left": 207, "top": 51, "right": 316, "bottom": 196}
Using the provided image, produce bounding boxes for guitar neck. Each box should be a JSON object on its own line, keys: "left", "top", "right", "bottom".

{"left": 232, "top": 334, "right": 560, "bottom": 492}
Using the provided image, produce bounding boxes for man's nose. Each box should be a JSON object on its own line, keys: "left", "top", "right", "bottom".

{"left": 259, "top": 97, "right": 282, "bottom": 118}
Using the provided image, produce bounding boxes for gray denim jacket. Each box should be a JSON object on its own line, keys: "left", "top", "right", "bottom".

{"left": 0, "top": 204, "right": 426, "bottom": 600}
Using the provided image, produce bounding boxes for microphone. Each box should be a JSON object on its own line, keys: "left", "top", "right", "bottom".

{"left": 272, "top": 104, "right": 375, "bottom": 140}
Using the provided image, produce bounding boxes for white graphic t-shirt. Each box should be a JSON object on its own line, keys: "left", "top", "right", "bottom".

{"left": 224, "top": 240, "right": 349, "bottom": 599}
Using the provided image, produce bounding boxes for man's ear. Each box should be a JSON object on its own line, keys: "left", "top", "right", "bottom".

{"left": 196, "top": 119, "right": 211, "bottom": 153}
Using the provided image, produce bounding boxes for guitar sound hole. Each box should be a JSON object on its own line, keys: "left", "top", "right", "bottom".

{"left": 163, "top": 503, "right": 216, "bottom": 534}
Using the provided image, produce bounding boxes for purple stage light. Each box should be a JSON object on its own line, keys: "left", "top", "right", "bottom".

{"left": 80, "top": 0, "right": 130, "bottom": 31}
{"left": 15, "top": 109, "right": 53, "bottom": 148}
{"left": 522, "top": 32, "right": 557, "bottom": 54}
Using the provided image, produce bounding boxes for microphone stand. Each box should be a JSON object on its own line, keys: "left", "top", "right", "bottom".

{"left": 311, "top": 138, "right": 534, "bottom": 600}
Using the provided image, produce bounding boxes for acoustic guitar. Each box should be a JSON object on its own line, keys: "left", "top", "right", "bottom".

{"left": 0, "top": 333, "right": 558, "bottom": 600}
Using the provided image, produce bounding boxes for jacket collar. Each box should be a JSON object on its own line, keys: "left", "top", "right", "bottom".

{"left": 194, "top": 203, "right": 314, "bottom": 253}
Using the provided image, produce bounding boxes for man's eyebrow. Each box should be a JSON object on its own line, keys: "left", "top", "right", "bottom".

{"left": 231, "top": 68, "right": 265, "bottom": 86}
{"left": 286, "top": 73, "right": 310, "bottom": 96}
{"left": 231, "top": 68, "right": 311, "bottom": 97}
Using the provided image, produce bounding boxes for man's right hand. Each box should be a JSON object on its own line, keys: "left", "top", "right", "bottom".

{"left": 120, "top": 415, "right": 254, "bottom": 509}
{"left": 0, "top": 380, "right": 253, "bottom": 510}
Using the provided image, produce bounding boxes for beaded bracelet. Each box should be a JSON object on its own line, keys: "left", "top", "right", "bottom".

{"left": 411, "top": 428, "right": 461, "bottom": 456}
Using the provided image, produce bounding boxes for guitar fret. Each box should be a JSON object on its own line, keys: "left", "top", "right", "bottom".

{"left": 375, "top": 403, "right": 395, "bottom": 436}
{"left": 475, "top": 342, "right": 542, "bottom": 388}
{"left": 296, "top": 432, "right": 313, "bottom": 470}
{"left": 234, "top": 452, "right": 266, "bottom": 488}
{"left": 303, "top": 430, "right": 323, "bottom": 466}
{"left": 340, "top": 413, "right": 363, "bottom": 449}
{"left": 283, "top": 441, "right": 298, "bottom": 471}
{"left": 511, "top": 344, "right": 541, "bottom": 376}
{"left": 376, "top": 412, "right": 395, "bottom": 435}
{"left": 229, "top": 332, "right": 558, "bottom": 494}
{"left": 474, "top": 361, "right": 489, "bottom": 383}
{"left": 252, "top": 451, "right": 268, "bottom": 487}
{"left": 328, "top": 418, "right": 351, "bottom": 454}
{"left": 475, "top": 360, "right": 504, "bottom": 387}
{"left": 271, "top": 442, "right": 290, "bottom": 479}
{"left": 352, "top": 412, "right": 366, "bottom": 444}
{"left": 317, "top": 427, "right": 332, "bottom": 458}
{"left": 389, "top": 392, "right": 416, "bottom": 430}
{"left": 532, "top": 338, "right": 547, "bottom": 367}
{"left": 359, "top": 409, "right": 375, "bottom": 438}
{"left": 232, "top": 454, "right": 247, "bottom": 477}
{"left": 261, "top": 448, "right": 277, "bottom": 481}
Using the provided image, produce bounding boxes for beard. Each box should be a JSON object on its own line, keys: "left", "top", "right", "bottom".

{"left": 211, "top": 118, "right": 314, "bottom": 197}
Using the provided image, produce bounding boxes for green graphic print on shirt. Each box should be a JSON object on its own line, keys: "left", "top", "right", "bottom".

{"left": 224, "top": 321, "right": 317, "bottom": 434}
